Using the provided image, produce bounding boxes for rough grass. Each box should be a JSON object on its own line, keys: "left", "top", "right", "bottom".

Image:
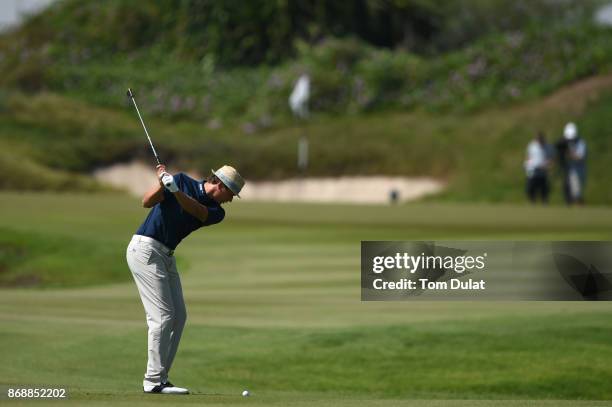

{"left": 2, "top": 71, "right": 612, "bottom": 203}
{"left": 2, "top": 4, "right": 607, "bottom": 119}
{"left": 0, "top": 227, "right": 126, "bottom": 287}
{"left": 0, "top": 149, "right": 103, "bottom": 192}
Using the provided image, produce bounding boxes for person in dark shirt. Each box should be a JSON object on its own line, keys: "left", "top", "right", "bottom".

{"left": 127, "top": 164, "right": 244, "bottom": 394}
{"left": 555, "top": 122, "right": 587, "bottom": 205}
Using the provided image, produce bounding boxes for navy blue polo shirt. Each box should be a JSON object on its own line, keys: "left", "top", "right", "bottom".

{"left": 135, "top": 173, "right": 225, "bottom": 250}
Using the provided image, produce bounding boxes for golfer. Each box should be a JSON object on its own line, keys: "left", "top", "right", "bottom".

{"left": 127, "top": 164, "right": 244, "bottom": 394}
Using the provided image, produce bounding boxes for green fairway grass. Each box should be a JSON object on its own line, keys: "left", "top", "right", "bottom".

{"left": 1, "top": 192, "right": 612, "bottom": 406}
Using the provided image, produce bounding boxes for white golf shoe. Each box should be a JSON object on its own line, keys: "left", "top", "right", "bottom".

{"left": 143, "top": 381, "right": 189, "bottom": 394}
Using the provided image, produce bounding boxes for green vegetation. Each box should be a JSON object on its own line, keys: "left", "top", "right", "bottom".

{"left": 0, "top": 0, "right": 611, "bottom": 203}
{"left": 4, "top": 6, "right": 611, "bottom": 119}
{"left": 1, "top": 80, "right": 611, "bottom": 202}
{"left": 1, "top": 192, "right": 612, "bottom": 406}
{"left": 7, "top": 0, "right": 600, "bottom": 66}
{"left": 0, "top": 148, "right": 102, "bottom": 191}
{"left": 2, "top": 3, "right": 612, "bottom": 403}
{"left": 0, "top": 227, "right": 126, "bottom": 287}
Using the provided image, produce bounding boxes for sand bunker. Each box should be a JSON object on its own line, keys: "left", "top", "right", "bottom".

{"left": 93, "top": 162, "right": 445, "bottom": 204}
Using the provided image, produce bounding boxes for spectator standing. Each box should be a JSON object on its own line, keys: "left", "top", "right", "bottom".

{"left": 556, "top": 122, "right": 587, "bottom": 205}
{"left": 524, "top": 132, "right": 553, "bottom": 204}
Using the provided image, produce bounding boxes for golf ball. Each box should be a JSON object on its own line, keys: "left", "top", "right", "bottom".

{"left": 242, "top": 390, "right": 250, "bottom": 397}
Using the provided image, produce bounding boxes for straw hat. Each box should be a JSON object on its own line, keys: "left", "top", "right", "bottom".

{"left": 212, "top": 165, "right": 245, "bottom": 198}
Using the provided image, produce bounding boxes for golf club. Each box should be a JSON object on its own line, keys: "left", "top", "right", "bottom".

{"left": 126, "top": 88, "right": 161, "bottom": 166}
{"left": 127, "top": 88, "right": 173, "bottom": 188}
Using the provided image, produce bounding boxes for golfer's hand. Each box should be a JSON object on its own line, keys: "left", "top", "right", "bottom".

{"left": 156, "top": 164, "right": 167, "bottom": 178}
{"left": 161, "top": 172, "right": 179, "bottom": 193}
{"left": 156, "top": 165, "right": 174, "bottom": 191}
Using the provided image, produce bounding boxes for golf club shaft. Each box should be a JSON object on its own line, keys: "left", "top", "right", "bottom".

{"left": 127, "top": 88, "right": 161, "bottom": 166}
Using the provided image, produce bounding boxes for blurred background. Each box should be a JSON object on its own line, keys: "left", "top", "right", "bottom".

{"left": 0, "top": 0, "right": 611, "bottom": 203}
{"left": 1, "top": 1, "right": 612, "bottom": 405}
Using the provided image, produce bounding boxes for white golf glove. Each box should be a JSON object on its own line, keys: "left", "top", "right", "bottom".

{"left": 160, "top": 172, "right": 178, "bottom": 193}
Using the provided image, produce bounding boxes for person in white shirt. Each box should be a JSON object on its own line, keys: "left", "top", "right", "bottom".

{"left": 524, "top": 132, "right": 553, "bottom": 204}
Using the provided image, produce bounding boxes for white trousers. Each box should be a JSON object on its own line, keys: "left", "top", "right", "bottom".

{"left": 126, "top": 235, "right": 187, "bottom": 387}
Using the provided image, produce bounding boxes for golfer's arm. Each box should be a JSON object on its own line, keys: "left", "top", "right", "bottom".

{"left": 142, "top": 182, "right": 165, "bottom": 208}
{"left": 173, "top": 190, "right": 208, "bottom": 222}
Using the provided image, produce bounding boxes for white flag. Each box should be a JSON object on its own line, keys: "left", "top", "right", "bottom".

{"left": 289, "top": 74, "right": 310, "bottom": 118}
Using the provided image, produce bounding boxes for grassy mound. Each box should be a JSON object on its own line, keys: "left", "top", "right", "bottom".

{"left": 0, "top": 227, "right": 127, "bottom": 287}
{"left": 1, "top": 73, "right": 612, "bottom": 203}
